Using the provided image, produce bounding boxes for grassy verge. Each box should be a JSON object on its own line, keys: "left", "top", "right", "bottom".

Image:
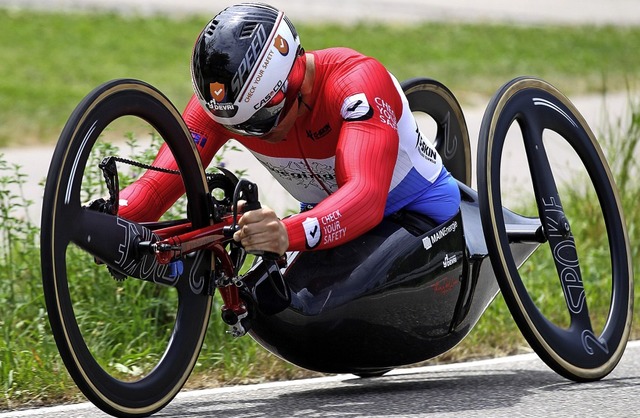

{"left": 0, "top": 9, "right": 639, "bottom": 146}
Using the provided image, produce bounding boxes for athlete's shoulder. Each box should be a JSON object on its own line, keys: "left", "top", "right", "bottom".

{"left": 311, "top": 47, "right": 385, "bottom": 73}
{"left": 312, "top": 47, "right": 367, "bottom": 62}
{"left": 313, "top": 48, "right": 392, "bottom": 95}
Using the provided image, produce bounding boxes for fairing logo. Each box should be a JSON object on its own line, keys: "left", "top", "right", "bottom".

{"left": 443, "top": 254, "right": 458, "bottom": 268}
{"left": 422, "top": 220, "right": 458, "bottom": 250}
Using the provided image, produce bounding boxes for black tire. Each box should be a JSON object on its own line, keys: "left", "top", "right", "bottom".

{"left": 41, "top": 79, "right": 213, "bottom": 416}
{"left": 402, "top": 77, "right": 472, "bottom": 186}
{"left": 477, "top": 77, "right": 633, "bottom": 381}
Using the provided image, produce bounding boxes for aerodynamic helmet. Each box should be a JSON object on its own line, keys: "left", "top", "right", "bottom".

{"left": 191, "top": 3, "right": 305, "bottom": 136}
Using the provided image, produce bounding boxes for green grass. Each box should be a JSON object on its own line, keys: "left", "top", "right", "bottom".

{"left": 0, "top": 6, "right": 639, "bottom": 410}
{"left": 0, "top": 9, "right": 639, "bottom": 146}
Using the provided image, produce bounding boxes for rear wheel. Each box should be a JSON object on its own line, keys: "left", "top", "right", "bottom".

{"left": 477, "top": 77, "right": 633, "bottom": 381}
{"left": 402, "top": 77, "right": 471, "bottom": 186}
{"left": 41, "top": 79, "right": 213, "bottom": 416}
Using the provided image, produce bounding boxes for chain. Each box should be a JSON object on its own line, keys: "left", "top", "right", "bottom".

{"left": 110, "top": 156, "right": 217, "bottom": 181}
{"left": 96, "top": 156, "right": 222, "bottom": 214}
{"left": 110, "top": 156, "right": 180, "bottom": 175}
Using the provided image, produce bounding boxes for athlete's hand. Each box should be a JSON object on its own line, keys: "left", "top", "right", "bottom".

{"left": 233, "top": 205, "right": 289, "bottom": 256}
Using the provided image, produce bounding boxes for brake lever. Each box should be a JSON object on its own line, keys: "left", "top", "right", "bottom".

{"left": 222, "top": 179, "right": 281, "bottom": 260}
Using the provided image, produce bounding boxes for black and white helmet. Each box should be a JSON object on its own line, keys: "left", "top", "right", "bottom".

{"left": 191, "top": 3, "right": 304, "bottom": 136}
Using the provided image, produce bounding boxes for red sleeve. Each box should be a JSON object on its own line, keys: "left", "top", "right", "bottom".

{"left": 282, "top": 50, "right": 402, "bottom": 251}
{"left": 118, "top": 95, "right": 228, "bottom": 221}
{"left": 282, "top": 116, "right": 399, "bottom": 251}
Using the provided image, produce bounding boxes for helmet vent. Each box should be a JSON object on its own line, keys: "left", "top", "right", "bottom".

{"left": 240, "top": 22, "right": 259, "bottom": 39}
{"left": 204, "top": 20, "right": 219, "bottom": 37}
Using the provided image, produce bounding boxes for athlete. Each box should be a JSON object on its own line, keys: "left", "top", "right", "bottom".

{"left": 118, "top": 2, "right": 461, "bottom": 256}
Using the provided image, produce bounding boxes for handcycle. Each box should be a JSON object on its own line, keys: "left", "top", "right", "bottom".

{"left": 40, "top": 76, "right": 633, "bottom": 417}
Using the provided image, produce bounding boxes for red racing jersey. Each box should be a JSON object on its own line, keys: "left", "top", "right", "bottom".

{"left": 119, "top": 47, "right": 446, "bottom": 251}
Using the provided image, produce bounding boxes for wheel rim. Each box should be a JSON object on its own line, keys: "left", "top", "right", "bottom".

{"left": 41, "top": 80, "right": 212, "bottom": 415}
{"left": 477, "top": 77, "right": 633, "bottom": 381}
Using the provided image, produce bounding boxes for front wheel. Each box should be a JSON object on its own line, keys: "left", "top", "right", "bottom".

{"left": 477, "top": 77, "right": 633, "bottom": 381}
{"left": 41, "top": 79, "right": 213, "bottom": 416}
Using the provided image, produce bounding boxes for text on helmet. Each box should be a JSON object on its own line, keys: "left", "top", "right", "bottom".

{"left": 231, "top": 24, "right": 268, "bottom": 97}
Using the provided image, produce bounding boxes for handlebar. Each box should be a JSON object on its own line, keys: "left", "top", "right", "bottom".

{"left": 222, "top": 179, "right": 282, "bottom": 260}
{"left": 137, "top": 177, "right": 290, "bottom": 316}
{"left": 223, "top": 179, "right": 290, "bottom": 315}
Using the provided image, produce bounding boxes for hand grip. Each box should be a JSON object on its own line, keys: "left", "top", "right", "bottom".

{"left": 234, "top": 180, "right": 281, "bottom": 259}
{"left": 226, "top": 179, "right": 291, "bottom": 314}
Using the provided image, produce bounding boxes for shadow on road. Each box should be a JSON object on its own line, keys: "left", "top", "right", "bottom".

{"left": 157, "top": 368, "right": 569, "bottom": 417}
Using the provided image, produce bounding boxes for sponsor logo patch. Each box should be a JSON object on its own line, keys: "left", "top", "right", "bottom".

{"left": 341, "top": 93, "right": 373, "bottom": 121}
{"left": 274, "top": 35, "right": 289, "bottom": 55}
{"left": 209, "top": 82, "right": 226, "bottom": 102}
{"left": 415, "top": 126, "right": 438, "bottom": 164}
{"left": 303, "top": 217, "right": 321, "bottom": 249}
{"left": 306, "top": 123, "right": 332, "bottom": 141}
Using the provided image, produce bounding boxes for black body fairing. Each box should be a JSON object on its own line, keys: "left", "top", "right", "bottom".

{"left": 245, "top": 183, "right": 540, "bottom": 374}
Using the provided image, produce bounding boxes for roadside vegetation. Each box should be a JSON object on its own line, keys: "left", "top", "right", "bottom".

{"left": 0, "top": 9, "right": 639, "bottom": 146}
{"left": 0, "top": 7, "right": 638, "bottom": 410}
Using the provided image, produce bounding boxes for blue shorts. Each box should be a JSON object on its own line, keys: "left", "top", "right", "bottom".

{"left": 385, "top": 168, "right": 461, "bottom": 224}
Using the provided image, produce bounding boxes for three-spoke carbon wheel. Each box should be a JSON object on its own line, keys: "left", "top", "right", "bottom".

{"left": 477, "top": 77, "right": 633, "bottom": 381}
{"left": 41, "top": 79, "right": 213, "bottom": 416}
{"left": 402, "top": 77, "right": 472, "bottom": 186}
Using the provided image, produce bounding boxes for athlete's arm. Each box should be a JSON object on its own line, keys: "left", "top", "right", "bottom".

{"left": 278, "top": 53, "right": 403, "bottom": 251}
{"left": 118, "top": 95, "right": 228, "bottom": 222}
{"left": 283, "top": 117, "right": 399, "bottom": 251}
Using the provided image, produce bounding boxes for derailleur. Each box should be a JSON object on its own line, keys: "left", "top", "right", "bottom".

{"left": 214, "top": 265, "right": 252, "bottom": 338}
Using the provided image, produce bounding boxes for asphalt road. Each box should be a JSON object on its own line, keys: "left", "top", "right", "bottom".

{"left": 2, "top": 341, "right": 639, "bottom": 417}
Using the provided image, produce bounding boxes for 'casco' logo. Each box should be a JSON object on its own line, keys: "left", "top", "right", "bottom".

{"left": 209, "top": 82, "right": 226, "bottom": 102}
{"left": 274, "top": 35, "right": 289, "bottom": 55}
